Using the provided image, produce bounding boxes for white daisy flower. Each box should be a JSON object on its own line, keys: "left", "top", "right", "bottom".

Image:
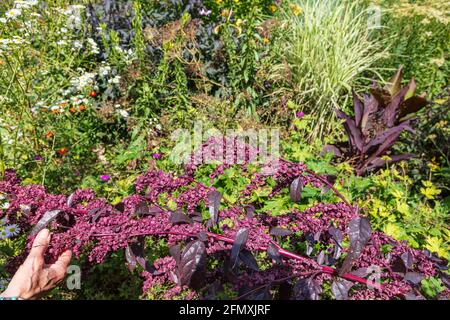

{"left": 5, "top": 9, "right": 21, "bottom": 19}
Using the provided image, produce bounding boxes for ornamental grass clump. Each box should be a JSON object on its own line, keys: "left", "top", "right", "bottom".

{"left": 273, "top": 0, "right": 386, "bottom": 139}
{"left": 0, "top": 138, "right": 448, "bottom": 300}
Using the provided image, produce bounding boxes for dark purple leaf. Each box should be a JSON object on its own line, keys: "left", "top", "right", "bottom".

{"left": 207, "top": 190, "right": 221, "bottom": 227}
{"left": 440, "top": 272, "right": 450, "bottom": 289}
{"left": 238, "top": 249, "right": 259, "bottom": 271}
{"left": 363, "top": 122, "right": 413, "bottom": 153}
{"left": 404, "top": 272, "right": 424, "bottom": 285}
{"left": 404, "top": 291, "right": 426, "bottom": 300}
{"left": 66, "top": 192, "right": 75, "bottom": 207}
{"left": 169, "top": 244, "right": 181, "bottom": 265}
{"left": 251, "top": 286, "right": 272, "bottom": 300}
{"left": 277, "top": 282, "right": 293, "bottom": 300}
{"left": 351, "top": 267, "right": 369, "bottom": 278}
{"left": 30, "top": 210, "right": 61, "bottom": 237}
{"left": 170, "top": 210, "right": 192, "bottom": 225}
{"left": 231, "top": 228, "right": 249, "bottom": 268}
{"left": 269, "top": 227, "right": 293, "bottom": 237}
{"left": 321, "top": 144, "right": 343, "bottom": 158}
{"left": 383, "top": 79, "right": 414, "bottom": 127}
{"left": 401, "top": 251, "right": 414, "bottom": 270}
{"left": 339, "top": 217, "right": 371, "bottom": 276}
{"left": 178, "top": 241, "right": 206, "bottom": 288}
{"left": 305, "top": 233, "right": 315, "bottom": 256}
{"left": 335, "top": 109, "right": 364, "bottom": 152}
{"left": 244, "top": 205, "right": 255, "bottom": 218}
{"left": 289, "top": 177, "right": 303, "bottom": 203}
{"left": 316, "top": 250, "right": 325, "bottom": 265}
{"left": 197, "top": 231, "right": 208, "bottom": 242}
{"left": 331, "top": 280, "right": 352, "bottom": 300}
{"left": 293, "top": 276, "right": 322, "bottom": 300}
{"left": 114, "top": 202, "right": 125, "bottom": 213}
{"left": 363, "top": 154, "right": 415, "bottom": 174}
{"left": 239, "top": 285, "right": 272, "bottom": 300}
{"left": 125, "top": 244, "right": 137, "bottom": 272}
{"left": 399, "top": 96, "right": 428, "bottom": 119}
{"left": 391, "top": 256, "right": 408, "bottom": 274}
{"left": 133, "top": 202, "right": 159, "bottom": 218}
{"left": 352, "top": 90, "right": 363, "bottom": 127}
{"left": 321, "top": 175, "right": 337, "bottom": 194}
{"left": 328, "top": 227, "right": 343, "bottom": 260}
{"left": 267, "top": 242, "right": 281, "bottom": 265}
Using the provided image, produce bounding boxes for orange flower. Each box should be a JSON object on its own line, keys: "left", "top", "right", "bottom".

{"left": 0, "top": 60, "right": 4, "bottom": 65}
{"left": 57, "top": 148, "right": 69, "bottom": 156}
{"left": 69, "top": 107, "right": 77, "bottom": 113}
{"left": 89, "top": 91, "right": 97, "bottom": 97}
{"left": 52, "top": 109, "right": 61, "bottom": 114}
{"left": 45, "top": 131, "right": 54, "bottom": 140}
{"left": 79, "top": 105, "right": 87, "bottom": 111}
{"left": 59, "top": 102, "right": 68, "bottom": 107}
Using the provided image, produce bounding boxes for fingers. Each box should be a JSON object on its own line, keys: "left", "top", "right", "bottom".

{"left": 48, "top": 250, "right": 72, "bottom": 281}
{"left": 28, "top": 228, "right": 51, "bottom": 260}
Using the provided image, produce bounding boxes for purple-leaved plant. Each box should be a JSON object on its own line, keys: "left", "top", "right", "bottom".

{"left": 0, "top": 138, "right": 448, "bottom": 300}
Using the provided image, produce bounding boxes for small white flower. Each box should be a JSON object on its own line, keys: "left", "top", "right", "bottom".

{"left": 5, "top": 9, "right": 22, "bottom": 19}
{"left": 108, "top": 75, "right": 121, "bottom": 85}
{"left": 0, "top": 18, "right": 7, "bottom": 23}
{"left": 99, "top": 65, "right": 111, "bottom": 76}
{"left": 73, "top": 40, "right": 82, "bottom": 49}
{"left": 117, "top": 109, "right": 129, "bottom": 118}
{"left": 56, "top": 40, "right": 67, "bottom": 46}
{"left": 60, "top": 27, "right": 68, "bottom": 33}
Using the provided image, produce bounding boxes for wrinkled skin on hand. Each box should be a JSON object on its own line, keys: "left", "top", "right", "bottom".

{"left": 0, "top": 229, "right": 72, "bottom": 300}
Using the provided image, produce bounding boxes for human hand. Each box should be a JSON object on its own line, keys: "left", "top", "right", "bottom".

{"left": 0, "top": 228, "right": 72, "bottom": 300}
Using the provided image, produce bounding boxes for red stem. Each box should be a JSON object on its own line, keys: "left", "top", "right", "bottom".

{"left": 91, "top": 230, "right": 382, "bottom": 289}
{"left": 305, "top": 168, "right": 351, "bottom": 206}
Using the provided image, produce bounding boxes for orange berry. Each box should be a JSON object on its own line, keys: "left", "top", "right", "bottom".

{"left": 69, "top": 107, "right": 77, "bottom": 113}
{"left": 57, "top": 148, "right": 68, "bottom": 155}
{"left": 45, "top": 131, "right": 54, "bottom": 140}
{"left": 89, "top": 91, "right": 97, "bottom": 97}
{"left": 79, "top": 105, "right": 87, "bottom": 111}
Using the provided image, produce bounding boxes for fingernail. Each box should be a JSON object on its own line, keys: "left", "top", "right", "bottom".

{"left": 39, "top": 228, "right": 50, "bottom": 239}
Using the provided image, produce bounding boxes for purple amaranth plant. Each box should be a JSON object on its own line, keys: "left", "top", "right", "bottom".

{"left": 0, "top": 139, "right": 448, "bottom": 300}
{"left": 323, "top": 67, "right": 429, "bottom": 176}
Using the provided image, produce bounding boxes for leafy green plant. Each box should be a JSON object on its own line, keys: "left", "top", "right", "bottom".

{"left": 370, "top": 0, "right": 450, "bottom": 98}
{"left": 324, "top": 67, "right": 429, "bottom": 176}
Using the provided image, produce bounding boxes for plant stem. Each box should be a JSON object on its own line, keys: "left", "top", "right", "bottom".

{"left": 91, "top": 229, "right": 381, "bottom": 289}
